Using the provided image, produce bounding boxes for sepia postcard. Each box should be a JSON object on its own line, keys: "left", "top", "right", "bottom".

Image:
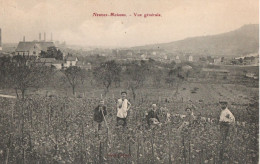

{"left": 0, "top": 0, "right": 259, "bottom": 163}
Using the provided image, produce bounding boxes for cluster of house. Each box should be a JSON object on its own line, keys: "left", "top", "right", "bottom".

{"left": 198, "top": 53, "right": 259, "bottom": 66}
{"left": 111, "top": 49, "right": 194, "bottom": 63}
{"left": 15, "top": 40, "right": 91, "bottom": 70}
{"left": 37, "top": 56, "right": 92, "bottom": 70}
{"left": 245, "top": 72, "right": 258, "bottom": 79}
{"left": 233, "top": 53, "right": 259, "bottom": 66}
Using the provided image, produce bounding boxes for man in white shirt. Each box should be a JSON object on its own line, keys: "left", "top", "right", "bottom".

{"left": 116, "top": 91, "right": 131, "bottom": 127}
{"left": 219, "top": 101, "right": 235, "bottom": 141}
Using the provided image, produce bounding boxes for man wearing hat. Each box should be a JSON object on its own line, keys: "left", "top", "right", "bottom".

{"left": 219, "top": 101, "right": 235, "bottom": 142}
{"left": 116, "top": 91, "right": 131, "bottom": 127}
{"left": 93, "top": 99, "right": 107, "bottom": 131}
{"left": 146, "top": 104, "right": 160, "bottom": 127}
{"left": 178, "top": 107, "right": 196, "bottom": 132}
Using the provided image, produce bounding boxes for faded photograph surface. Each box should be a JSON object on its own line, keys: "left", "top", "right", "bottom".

{"left": 0, "top": 0, "right": 259, "bottom": 163}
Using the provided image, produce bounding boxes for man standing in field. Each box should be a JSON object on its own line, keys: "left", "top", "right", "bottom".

{"left": 219, "top": 101, "right": 235, "bottom": 141}
{"left": 116, "top": 91, "right": 131, "bottom": 127}
{"left": 93, "top": 99, "right": 107, "bottom": 131}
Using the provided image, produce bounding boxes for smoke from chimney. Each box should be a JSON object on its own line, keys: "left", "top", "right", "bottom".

{"left": 44, "top": 32, "right": 46, "bottom": 41}
{"left": 39, "top": 33, "right": 41, "bottom": 41}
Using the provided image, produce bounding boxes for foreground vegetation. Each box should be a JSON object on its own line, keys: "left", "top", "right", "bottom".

{"left": 0, "top": 94, "right": 258, "bottom": 163}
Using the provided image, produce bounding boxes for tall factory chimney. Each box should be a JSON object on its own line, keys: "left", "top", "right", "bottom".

{"left": 51, "top": 32, "right": 53, "bottom": 41}
{"left": 44, "top": 32, "right": 46, "bottom": 41}
{"left": 39, "top": 33, "right": 41, "bottom": 41}
{"left": 23, "top": 36, "right": 25, "bottom": 42}
{"left": 0, "top": 28, "right": 2, "bottom": 51}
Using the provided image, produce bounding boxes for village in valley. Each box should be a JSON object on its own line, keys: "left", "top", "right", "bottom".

{"left": 0, "top": 27, "right": 259, "bottom": 82}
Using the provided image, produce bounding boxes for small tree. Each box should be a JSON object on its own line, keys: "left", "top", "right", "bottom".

{"left": 79, "top": 69, "right": 88, "bottom": 85}
{"left": 40, "top": 46, "right": 63, "bottom": 60}
{"left": 151, "top": 69, "right": 164, "bottom": 88}
{"left": 126, "top": 61, "right": 148, "bottom": 101}
{"left": 0, "top": 56, "right": 13, "bottom": 88}
{"left": 165, "top": 66, "right": 185, "bottom": 96}
{"left": 93, "top": 60, "right": 121, "bottom": 95}
{"left": 63, "top": 66, "right": 83, "bottom": 95}
{"left": 4, "top": 56, "right": 52, "bottom": 99}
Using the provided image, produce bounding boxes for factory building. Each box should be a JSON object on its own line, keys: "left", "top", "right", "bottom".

{"left": 15, "top": 32, "right": 55, "bottom": 57}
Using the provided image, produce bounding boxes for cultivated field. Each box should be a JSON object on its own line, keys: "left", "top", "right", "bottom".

{"left": 0, "top": 82, "right": 258, "bottom": 163}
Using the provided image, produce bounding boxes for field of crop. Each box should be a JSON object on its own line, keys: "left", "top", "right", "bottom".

{"left": 0, "top": 83, "right": 258, "bottom": 164}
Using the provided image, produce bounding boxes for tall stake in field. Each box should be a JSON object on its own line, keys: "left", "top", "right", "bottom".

{"left": 167, "top": 125, "right": 172, "bottom": 164}
{"left": 135, "top": 107, "right": 138, "bottom": 126}
{"left": 21, "top": 102, "right": 25, "bottom": 164}
{"left": 141, "top": 133, "right": 145, "bottom": 164}
{"left": 101, "top": 108, "right": 110, "bottom": 144}
{"left": 219, "top": 138, "right": 224, "bottom": 164}
{"left": 81, "top": 121, "right": 85, "bottom": 164}
{"left": 137, "top": 136, "right": 140, "bottom": 164}
{"left": 200, "top": 149, "right": 204, "bottom": 164}
{"left": 30, "top": 103, "right": 33, "bottom": 127}
{"left": 188, "top": 129, "right": 192, "bottom": 164}
{"left": 151, "top": 128, "right": 155, "bottom": 163}
{"left": 128, "top": 142, "right": 131, "bottom": 163}
{"left": 54, "top": 126, "right": 58, "bottom": 156}
{"left": 188, "top": 139, "right": 191, "bottom": 164}
{"left": 5, "top": 134, "right": 12, "bottom": 164}
{"left": 99, "top": 141, "right": 103, "bottom": 163}
{"left": 182, "top": 134, "right": 186, "bottom": 164}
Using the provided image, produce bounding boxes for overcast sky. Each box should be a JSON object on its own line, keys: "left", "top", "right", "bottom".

{"left": 0, "top": 0, "right": 258, "bottom": 47}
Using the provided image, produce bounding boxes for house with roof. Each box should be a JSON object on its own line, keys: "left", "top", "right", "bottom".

{"left": 52, "top": 60, "right": 64, "bottom": 70}
{"left": 39, "top": 58, "right": 56, "bottom": 66}
{"left": 188, "top": 55, "right": 193, "bottom": 62}
{"left": 245, "top": 72, "right": 259, "bottom": 79}
{"left": 182, "top": 65, "right": 193, "bottom": 71}
{"left": 36, "top": 58, "right": 64, "bottom": 69}
{"left": 140, "top": 54, "right": 147, "bottom": 60}
{"left": 174, "top": 55, "right": 181, "bottom": 63}
{"left": 76, "top": 61, "right": 92, "bottom": 70}
{"left": 65, "top": 56, "right": 78, "bottom": 67}
{"left": 243, "top": 56, "right": 258, "bottom": 65}
{"left": 15, "top": 41, "right": 55, "bottom": 57}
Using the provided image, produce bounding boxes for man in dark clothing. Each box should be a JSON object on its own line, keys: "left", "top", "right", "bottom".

{"left": 146, "top": 104, "right": 160, "bottom": 127}
{"left": 94, "top": 100, "right": 107, "bottom": 130}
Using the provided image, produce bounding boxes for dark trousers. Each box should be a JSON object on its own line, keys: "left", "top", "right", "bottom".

{"left": 220, "top": 122, "right": 230, "bottom": 142}
{"left": 98, "top": 123, "right": 101, "bottom": 130}
{"left": 94, "top": 121, "right": 102, "bottom": 131}
{"left": 219, "top": 122, "right": 230, "bottom": 163}
{"left": 116, "top": 117, "right": 127, "bottom": 127}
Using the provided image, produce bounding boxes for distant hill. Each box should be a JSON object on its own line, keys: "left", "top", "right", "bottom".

{"left": 133, "top": 24, "right": 259, "bottom": 57}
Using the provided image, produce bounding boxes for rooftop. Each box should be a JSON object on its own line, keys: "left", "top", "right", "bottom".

{"left": 66, "top": 56, "right": 78, "bottom": 61}
{"left": 39, "top": 58, "right": 56, "bottom": 63}
{"left": 16, "top": 41, "right": 55, "bottom": 52}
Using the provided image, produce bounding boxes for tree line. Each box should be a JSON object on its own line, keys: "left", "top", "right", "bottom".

{"left": 0, "top": 55, "right": 197, "bottom": 100}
